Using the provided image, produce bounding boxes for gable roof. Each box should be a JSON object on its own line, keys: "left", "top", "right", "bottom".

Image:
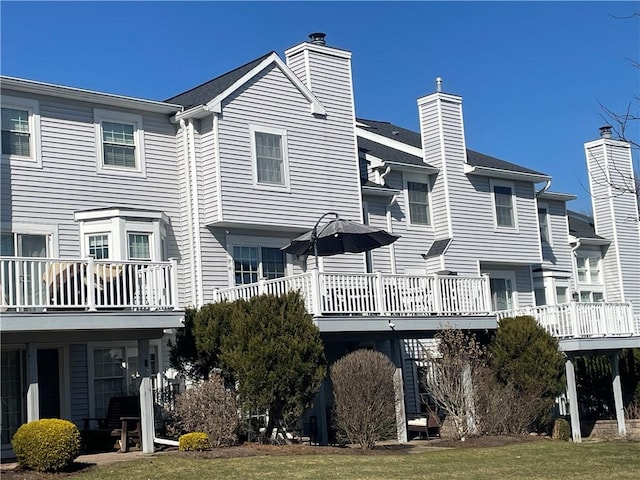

{"left": 356, "top": 117, "right": 547, "bottom": 178}
{"left": 568, "top": 210, "right": 607, "bottom": 240}
{"left": 166, "top": 52, "right": 325, "bottom": 117}
{"left": 358, "top": 137, "right": 427, "bottom": 167}
{"left": 165, "top": 53, "right": 273, "bottom": 108}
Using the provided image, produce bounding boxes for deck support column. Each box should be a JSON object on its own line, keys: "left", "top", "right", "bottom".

{"left": 317, "top": 379, "right": 329, "bottom": 445}
{"left": 138, "top": 339, "right": 154, "bottom": 453}
{"left": 610, "top": 352, "right": 627, "bottom": 438}
{"left": 565, "top": 356, "right": 581, "bottom": 442}
{"left": 462, "top": 362, "right": 477, "bottom": 436}
{"left": 390, "top": 339, "right": 408, "bottom": 443}
{"left": 26, "top": 343, "right": 39, "bottom": 422}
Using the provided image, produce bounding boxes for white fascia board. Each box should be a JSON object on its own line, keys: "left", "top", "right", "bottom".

{"left": 204, "top": 53, "right": 326, "bottom": 116}
{"left": 172, "top": 105, "right": 208, "bottom": 122}
{"left": 575, "top": 237, "right": 611, "bottom": 246}
{"left": 537, "top": 191, "right": 578, "bottom": 202}
{"left": 207, "top": 220, "right": 310, "bottom": 234}
{"left": 284, "top": 42, "right": 352, "bottom": 60}
{"left": 1, "top": 76, "right": 181, "bottom": 114}
{"left": 74, "top": 208, "right": 169, "bottom": 223}
{"left": 385, "top": 161, "right": 439, "bottom": 175}
{"left": 361, "top": 185, "right": 401, "bottom": 197}
{"left": 417, "top": 91, "right": 462, "bottom": 106}
{"left": 357, "top": 128, "right": 423, "bottom": 157}
{"left": 584, "top": 138, "right": 631, "bottom": 149}
{"left": 464, "top": 164, "right": 551, "bottom": 183}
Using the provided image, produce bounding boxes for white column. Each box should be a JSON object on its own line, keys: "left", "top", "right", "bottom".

{"left": 462, "top": 362, "right": 478, "bottom": 436}
{"left": 610, "top": 353, "right": 627, "bottom": 438}
{"left": 390, "top": 339, "right": 408, "bottom": 443}
{"left": 139, "top": 377, "right": 155, "bottom": 453}
{"left": 26, "top": 343, "right": 39, "bottom": 422}
{"left": 565, "top": 356, "right": 581, "bottom": 442}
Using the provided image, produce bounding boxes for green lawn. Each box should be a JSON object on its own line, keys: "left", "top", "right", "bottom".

{"left": 76, "top": 441, "right": 639, "bottom": 480}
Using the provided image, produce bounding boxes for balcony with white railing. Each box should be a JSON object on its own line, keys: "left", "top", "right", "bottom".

{"left": 213, "top": 270, "right": 492, "bottom": 317}
{"left": 497, "top": 302, "right": 637, "bottom": 340}
{"left": 1, "top": 256, "right": 180, "bottom": 312}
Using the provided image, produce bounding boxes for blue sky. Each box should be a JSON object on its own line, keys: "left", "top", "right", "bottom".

{"left": 2, "top": 1, "right": 638, "bottom": 214}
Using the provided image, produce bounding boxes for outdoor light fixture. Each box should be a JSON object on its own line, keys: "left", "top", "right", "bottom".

{"left": 388, "top": 321, "right": 396, "bottom": 329}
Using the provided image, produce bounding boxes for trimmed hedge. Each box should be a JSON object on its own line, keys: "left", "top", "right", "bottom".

{"left": 12, "top": 419, "right": 81, "bottom": 472}
{"left": 179, "top": 432, "right": 211, "bottom": 451}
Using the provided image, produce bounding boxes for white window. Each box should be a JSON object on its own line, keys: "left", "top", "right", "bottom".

{"left": 556, "top": 286, "right": 569, "bottom": 304}
{"left": 233, "top": 245, "right": 286, "bottom": 285}
{"left": 93, "top": 347, "right": 126, "bottom": 418}
{"left": 491, "top": 181, "right": 516, "bottom": 228}
{"left": 128, "top": 233, "right": 151, "bottom": 260}
{"left": 576, "top": 256, "right": 601, "bottom": 284}
{"left": 94, "top": 109, "right": 145, "bottom": 176}
{"left": 1, "top": 96, "right": 41, "bottom": 166}
{"left": 407, "top": 181, "right": 431, "bottom": 226}
{"left": 88, "top": 234, "right": 110, "bottom": 259}
{"left": 579, "top": 291, "right": 604, "bottom": 303}
{"left": 250, "top": 125, "right": 290, "bottom": 190}
{"left": 538, "top": 205, "right": 551, "bottom": 243}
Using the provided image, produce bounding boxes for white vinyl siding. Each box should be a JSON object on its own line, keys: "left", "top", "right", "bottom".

{"left": 1, "top": 95, "right": 41, "bottom": 166}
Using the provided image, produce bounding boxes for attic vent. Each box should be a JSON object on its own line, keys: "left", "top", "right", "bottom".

{"left": 392, "top": 131, "right": 400, "bottom": 136}
{"left": 309, "top": 32, "right": 326, "bottom": 46}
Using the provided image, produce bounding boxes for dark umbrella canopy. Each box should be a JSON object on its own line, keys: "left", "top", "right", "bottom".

{"left": 282, "top": 214, "right": 400, "bottom": 258}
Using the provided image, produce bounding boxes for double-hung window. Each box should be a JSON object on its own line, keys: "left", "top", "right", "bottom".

{"left": 576, "top": 256, "right": 601, "bottom": 284}
{"left": 94, "top": 109, "right": 145, "bottom": 176}
{"left": 491, "top": 181, "right": 516, "bottom": 228}
{"left": 407, "top": 181, "right": 431, "bottom": 226}
{"left": 250, "top": 125, "right": 289, "bottom": 190}
{"left": 1, "top": 96, "right": 41, "bottom": 166}
{"left": 233, "top": 246, "right": 286, "bottom": 285}
{"left": 88, "top": 234, "right": 110, "bottom": 259}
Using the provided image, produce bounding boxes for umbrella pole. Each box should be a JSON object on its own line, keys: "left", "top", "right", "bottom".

{"left": 312, "top": 212, "right": 339, "bottom": 271}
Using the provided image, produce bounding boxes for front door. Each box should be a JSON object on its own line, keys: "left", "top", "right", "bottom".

{"left": 37, "top": 349, "right": 60, "bottom": 419}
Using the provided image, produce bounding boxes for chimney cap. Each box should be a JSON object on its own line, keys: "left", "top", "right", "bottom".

{"left": 308, "top": 32, "right": 327, "bottom": 46}
{"left": 599, "top": 125, "right": 613, "bottom": 139}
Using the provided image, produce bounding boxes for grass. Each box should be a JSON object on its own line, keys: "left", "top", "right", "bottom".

{"left": 72, "top": 441, "right": 639, "bottom": 480}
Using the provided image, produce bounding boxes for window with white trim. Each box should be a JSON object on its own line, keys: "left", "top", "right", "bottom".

{"left": 128, "top": 233, "right": 151, "bottom": 261}
{"left": 250, "top": 125, "right": 289, "bottom": 190}
{"left": 233, "top": 245, "right": 286, "bottom": 285}
{"left": 538, "top": 205, "right": 550, "bottom": 243}
{"left": 576, "top": 255, "right": 601, "bottom": 284}
{"left": 489, "top": 275, "right": 515, "bottom": 311}
{"left": 1, "top": 96, "right": 41, "bottom": 166}
{"left": 88, "top": 234, "right": 110, "bottom": 259}
{"left": 407, "top": 181, "right": 431, "bottom": 226}
{"left": 493, "top": 184, "right": 515, "bottom": 228}
{"left": 93, "top": 347, "right": 126, "bottom": 418}
{"left": 94, "top": 109, "right": 145, "bottom": 176}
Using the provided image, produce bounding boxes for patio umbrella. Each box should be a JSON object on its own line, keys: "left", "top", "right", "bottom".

{"left": 282, "top": 212, "right": 400, "bottom": 267}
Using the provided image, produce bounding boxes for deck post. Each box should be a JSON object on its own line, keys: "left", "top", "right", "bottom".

{"left": 462, "top": 362, "right": 478, "bottom": 436}
{"left": 564, "top": 356, "right": 581, "bottom": 442}
{"left": 310, "top": 268, "right": 321, "bottom": 316}
{"left": 390, "top": 339, "right": 408, "bottom": 443}
{"left": 569, "top": 302, "right": 578, "bottom": 338}
{"left": 375, "top": 271, "right": 384, "bottom": 315}
{"left": 26, "top": 343, "right": 39, "bottom": 422}
{"left": 610, "top": 352, "right": 627, "bottom": 438}
{"left": 169, "top": 258, "right": 180, "bottom": 310}
{"left": 139, "top": 377, "right": 155, "bottom": 453}
{"left": 433, "top": 276, "right": 443, "bottom": 314}
{"left": 86, "top": 255, "right": 97, "bottom": 311}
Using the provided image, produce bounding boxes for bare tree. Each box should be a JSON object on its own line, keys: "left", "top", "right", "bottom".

{"left": 421, "top": 329, "right": 485, "bottom": 440}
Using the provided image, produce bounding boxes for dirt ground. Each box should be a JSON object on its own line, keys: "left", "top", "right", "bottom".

{"left": 0, "top": 435, "right": 544, "bottom": 479}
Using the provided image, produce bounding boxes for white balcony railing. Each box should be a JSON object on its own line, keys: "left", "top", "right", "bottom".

{"left": 213, "top": 270, "right": 492, "bottom": 317}
{"left": 1, "top": 256, "right": 179, "bottom": 312}
{"left": 497, "top": 302, "right": 637, "bottom": 339}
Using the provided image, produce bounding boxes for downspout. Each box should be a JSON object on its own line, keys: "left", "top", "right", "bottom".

{"left": 536, "top": 179, "right": 552, "bottom": 197}
{"left": 570, "top": 239, "right": 581, "bottom": 301}
{"left": 180, "top": 119, "right": 198, "bottom": 307}
{"left": 187, "top": 119, "right": 204, "bottom": 307}
{"left": 380, "top": 165, "right": 397, "bottom": 275}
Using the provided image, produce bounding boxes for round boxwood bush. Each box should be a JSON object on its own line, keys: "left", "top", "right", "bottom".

{"left": 12, "top": 418, "right": 81, "bottom": 472}
{"left": 552, "top": 418, "right": 571, "bottom": 441}
{"left": 179, "top": 432, "right": 211, "bottom": 451}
